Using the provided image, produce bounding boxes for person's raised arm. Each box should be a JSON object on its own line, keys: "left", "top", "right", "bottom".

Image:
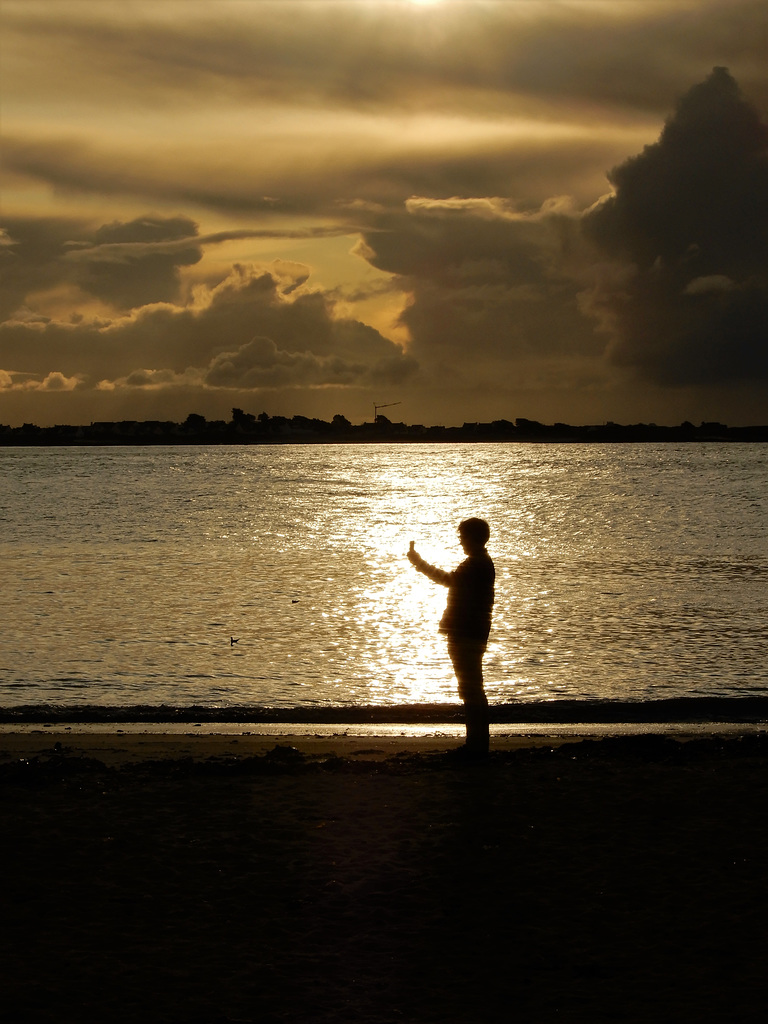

{"left": 407, "top": 540, "right": 451, "bottom": 586}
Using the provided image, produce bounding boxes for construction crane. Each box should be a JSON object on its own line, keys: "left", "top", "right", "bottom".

{"left": 373, "top": 401, "right": 401, "bottom": 423}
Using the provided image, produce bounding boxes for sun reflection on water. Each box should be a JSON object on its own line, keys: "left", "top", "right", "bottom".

{"left": 1, "top": 442, "right": 766, "bottom": 708}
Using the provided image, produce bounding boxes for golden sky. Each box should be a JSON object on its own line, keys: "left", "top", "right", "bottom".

{"left": 2, "top": 0, "right": 767, "bottom": 427}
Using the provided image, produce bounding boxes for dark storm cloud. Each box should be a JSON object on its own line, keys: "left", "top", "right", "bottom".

{"left": 354, "top": 67, "right": 768, "bottom": 394}
{"left": 0, "top": 262, "right": 415, "bottom": 392}
{"left": 0, "top": 214, "right": 203, "bottom": 315}
{"left": 65, "top": 216, "right": 203, "bottom": 310}
{"left": 0, "top": 216, "right": 91, "bottom": 321}
{"left": 583, "top": 68, "right": 768, "bottom": 384}
{"left": 358, "top": 196, "right": 602, "bottom": 387}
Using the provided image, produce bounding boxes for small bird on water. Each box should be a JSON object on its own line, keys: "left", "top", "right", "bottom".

{"left": 230, "top": 636, "right": 240, "bottom": 646}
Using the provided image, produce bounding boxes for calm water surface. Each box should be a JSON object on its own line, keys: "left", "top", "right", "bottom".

{"left": 1, "top": 443, "right": 766, "bottom": 710}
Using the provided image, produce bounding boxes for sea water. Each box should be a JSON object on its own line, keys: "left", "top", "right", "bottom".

{"left": 1, "top": 443, "right": 766, "bottom": 711}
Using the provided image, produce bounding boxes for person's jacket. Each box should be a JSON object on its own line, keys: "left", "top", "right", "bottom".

{"left": 411, "top": 550, "right": 495, "bottom": 642}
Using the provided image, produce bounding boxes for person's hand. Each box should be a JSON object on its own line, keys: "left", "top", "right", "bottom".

{"left": 407, "top": 540, "right": 418, "bottom": 564}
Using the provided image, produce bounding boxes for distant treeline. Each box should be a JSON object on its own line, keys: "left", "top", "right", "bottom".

{"left": 2, "top": 409, "right": 767, "bottom": 445}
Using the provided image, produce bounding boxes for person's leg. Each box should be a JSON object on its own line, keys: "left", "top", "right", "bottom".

{"left": 464, "top": 695, "right": 489, "bottom": 756}
{"left": 447, "top": 639, "right": 489, "bottom": 756}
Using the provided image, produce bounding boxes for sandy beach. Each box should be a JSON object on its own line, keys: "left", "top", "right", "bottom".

{"left": 3, "top": 728, "right": 768, "bottom": 1023}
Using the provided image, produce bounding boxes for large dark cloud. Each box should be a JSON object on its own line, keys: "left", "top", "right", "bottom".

{"left": 355, "top": 67, "right": 768, "bottom": 395}
{"left": 0, "top": 214, "right": 202, "bottom": 317}
{"left": 65, "top": 215, "right": 202, "bottom": 310}
{"left": 0, "top": 261, "right": 415, "bottom": 393}
{"left": 0, "top": 216, "right": 90, "bottom": 321}
{"left": 583, "top": 67, "right": 768, "bottom": 384}
{"left": 358, "top": 196, "right": 602, "bottom": 391}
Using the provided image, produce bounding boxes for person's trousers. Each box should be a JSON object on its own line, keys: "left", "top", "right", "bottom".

{"left": 446, "top": 637, "right": 489, "bottom": 755}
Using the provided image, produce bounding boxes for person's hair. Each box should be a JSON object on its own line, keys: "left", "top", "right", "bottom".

{"left": 458, "top": 517, "right": 490, "bottom": 547}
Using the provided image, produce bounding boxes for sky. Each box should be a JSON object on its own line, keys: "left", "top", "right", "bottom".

{"left": 1, "top": 0, "right": 767, "bottom": 429}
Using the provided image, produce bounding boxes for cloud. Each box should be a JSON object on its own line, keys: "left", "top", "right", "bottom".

{"left": 683, "top": 275, "right": 735, "bottom": 295}
{"left": 0, "top": 214, "right": 203, "bottom": 318}
{"left": 0, "top": 261, "right": 416, "bottom": 396}
{"left": 0, "top": 216, "right": 90, "bottom": 321}
{"left": 3, "top": 0, "right": 768, "bottom": 430}
{"left": 7, "top": 2, "right": 767, "bottom": 221}
{"left": 64, "top": 215, "right": 203, "bottom": 309}
{"left": 1, "top": 370, "right": 84, "bottom": 393}
{"left": 6, "top": 0, "right": 767, "bottom": 119}
{"left": 0, "top": 212, "right": 352, "bottom": 325}
{"left": 357, "top": 193, "right": 602, "bottom": 397}
{"left": 352, "top": 66, "right": 768, "bottom": 399}
{"left": 583, "top": 67, "right": 768, "bottom": 384}
{"left": 1, "top": 124, "right": 636, "bottom": 222}
{"left": 205, "top": 336, "right": 363, "bottom": 390}
{"left": 35, "top": 371, "right": 83, "bottom": 392}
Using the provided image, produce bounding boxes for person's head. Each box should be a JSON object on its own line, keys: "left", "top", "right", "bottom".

{"left": 458, "top": 517, "right": 490, "bottom": 554}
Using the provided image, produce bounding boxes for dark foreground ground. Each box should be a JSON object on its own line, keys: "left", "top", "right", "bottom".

{"left": 2, "top": 733, "right": 768, "bottom": 1023}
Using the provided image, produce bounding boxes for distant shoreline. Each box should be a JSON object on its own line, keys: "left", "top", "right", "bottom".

{"left": 3, "top": 414, "right": 767, "bottom": 445}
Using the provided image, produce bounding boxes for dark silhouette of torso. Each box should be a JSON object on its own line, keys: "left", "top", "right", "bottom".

{"left": 438, "top": 551, "right": 495, "bottom": 641}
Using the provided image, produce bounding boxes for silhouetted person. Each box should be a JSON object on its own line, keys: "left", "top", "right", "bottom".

{"left": 408, "top": 518, "right": 495, "bottom": 757}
